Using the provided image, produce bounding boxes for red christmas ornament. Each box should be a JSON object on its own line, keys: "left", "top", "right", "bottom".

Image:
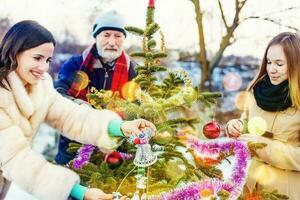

{"left": 134, "top": 138, "right": 141, "bottom": 144}
{"left": 149, "top": 0, "right": 155, "bottom": 8}
{"left": 105, "top": 151, "right": 123, "bottom": 169}
{"left": 203, "top": 121, "right": 221, "bottom": 139}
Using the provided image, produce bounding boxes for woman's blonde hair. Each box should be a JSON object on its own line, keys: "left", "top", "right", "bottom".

{"left": 248, "top": 32, "right": 300, "bottom": 109}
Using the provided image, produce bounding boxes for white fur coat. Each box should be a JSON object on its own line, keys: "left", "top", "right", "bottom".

{"left": 0, "top": 71, "right": 121, "bottom": 200}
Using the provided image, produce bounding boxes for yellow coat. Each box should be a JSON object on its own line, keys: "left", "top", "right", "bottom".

{"left": 239, "top": 93, "right": 300, "bottom": 200}
{"left": 0, "top": 71, "right": 121, "bottom": 200}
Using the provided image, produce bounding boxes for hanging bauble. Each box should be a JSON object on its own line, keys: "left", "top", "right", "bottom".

{"left": 199, "top": 189, "right": 214, "bottom": 199}
{"left": 105, "top": 151, "right": 123, "bottom": 169}
{"left": 121, "top": 81, "right": 140, "bottom": 101}
{"left": 73, "top": 71, "right": 89, "bottom": 91}
{"left": 134, "top": 138, "right": 141, "bottom": 145}
{"left": 152, "top": 131, "right": 173, "bottom": 145}
{"left": 203, "top": 121, "right": 221, "bottom": 139}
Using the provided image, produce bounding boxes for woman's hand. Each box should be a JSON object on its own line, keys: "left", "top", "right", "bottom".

{"left": 84, "top": 188, "right": 112, "bottom": 200}
{"left": 226, "top": 119, "right": 244, "bottom": 138}
{"left": 84, "top": 188, "right": 130, "bottom": 200}
{"left": 121, "top": 119, "right": 156, "bottom": 138}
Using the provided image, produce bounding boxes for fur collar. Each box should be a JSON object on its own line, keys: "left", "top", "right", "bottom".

{"left": 6, "top": 71, "right": 45, "bottom": 118}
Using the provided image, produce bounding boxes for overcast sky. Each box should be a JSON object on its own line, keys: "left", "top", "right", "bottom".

{"left": 1, "top": 0, "right": 300, "bottom": 58}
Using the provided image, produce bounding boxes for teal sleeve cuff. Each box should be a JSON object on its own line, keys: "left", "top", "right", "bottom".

{"left": 70, "top": 183, "right": 87, "bottom": 200}
{"left": 108, "top": 119, "right": 125, "bottom": 137}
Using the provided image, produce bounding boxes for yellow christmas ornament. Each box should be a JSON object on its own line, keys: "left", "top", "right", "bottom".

{"left": 73, "top": 71, "right": 89, "bottom": 91}
{"left": 121, "top": 81, "right": 140, "bottom": 101}
{"left": 152, "top": 131, "right": 173, "bottom": 145}
{"left": 247, "top": 117, "right": 267, "bottom": 135}
{"left": 200, "top": 189, "right": 213, "bottom": 199}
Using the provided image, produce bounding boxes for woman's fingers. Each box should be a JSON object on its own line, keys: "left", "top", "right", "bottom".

{"left": 121, "top": 119, "right": 156, "bottom": 138}
{"left": 98, "top": 193, "right": 113, "bottom": 200}
{"left": 227, "top": 120, "right": 242, "bottom": 137}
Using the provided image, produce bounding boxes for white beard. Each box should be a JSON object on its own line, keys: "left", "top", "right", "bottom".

{"left": 97, "top": 44, "right": 122, "bottom": 63}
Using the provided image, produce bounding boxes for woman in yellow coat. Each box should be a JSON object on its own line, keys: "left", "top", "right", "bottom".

{"left": 0, "top": 20, "right": 155, "bottom": 200}
{"left": 226, "top": 32, "right": 300, "bottom": 199}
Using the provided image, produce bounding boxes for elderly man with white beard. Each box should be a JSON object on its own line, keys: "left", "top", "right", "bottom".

{"left": 54, "top": 10, "right": 137, "bottom": 165}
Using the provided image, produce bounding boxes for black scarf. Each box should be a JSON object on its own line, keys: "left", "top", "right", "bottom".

{"left": 253, "top": 76, "right": 292, "bottom": 112}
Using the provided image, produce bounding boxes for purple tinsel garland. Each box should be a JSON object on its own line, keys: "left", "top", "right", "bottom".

{"left": 73, "top": 145, "right": 133, "bottom": 169}
{"left": 158, "top": 138, "right": 250, "bottom": 200}
{"left": 119, "top": 152, "right": 133, "bottom": 160}
{"left": 73, "top": 139, "right": 249, "bottom": 199}
{"left": 73, "top": 144, "right": 95, "bottom": 169}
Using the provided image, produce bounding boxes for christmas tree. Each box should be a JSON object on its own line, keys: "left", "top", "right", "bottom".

{"left": 65, "top": 1, "right": 275, "bottom": 199}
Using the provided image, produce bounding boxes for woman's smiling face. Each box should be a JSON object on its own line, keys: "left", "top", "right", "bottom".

{"left": 266, "top": 44, "right": 288, "bottom": 85}
{"left": 16, "top": 42, "right": 54, "bottom": 85}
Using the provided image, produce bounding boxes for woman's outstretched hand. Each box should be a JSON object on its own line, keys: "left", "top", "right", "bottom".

{"left": 84, "top": 188, "right": 130, "bottom": 200}
{"left": 121, "top": 119, "right": 156, "bottom": 138}
{"left": 84, "top": 188, "right": 112, "bottom": 200}
{"left": 226, "top": 119, "right": 244, "bottom": 138}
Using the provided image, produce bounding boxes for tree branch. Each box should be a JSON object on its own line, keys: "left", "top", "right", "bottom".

{"left": 218, "top": 0, "right": 229, "bottom": 29}
{"left": 210, "top": 0, "right": 249, "bottom": 71}
{"left": 235, "top": 0, "right": 248, "bottom": 23}
{"left": 244, "top": 16, "right": 300, "bottom": 32}
{"left": 191, "top": 0, "right": 209, "bottom": 88}
{"left": 258, "top": 5, "right": 300, "bottom": 17}
{"left": 238, "top": 0, "right": 248, "bottom": 9}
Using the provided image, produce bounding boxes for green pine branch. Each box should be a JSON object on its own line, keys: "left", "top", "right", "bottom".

{"left": 124, "top": 26, "right": 144, "bottom": 36}
{"left": 153, "top": 52, "right": 168, "bottom": 59}
{"left": 145, "top": 23, "right": 160, "bottom": 37}
{"left": 146, "top": 7, "right": 155, "bottom": 26}
{"left": 69, "top": 3, "right": 225, "bottom": 197}
{"left": 261, "top": 190, "right": 289, "bottom": 200}
{"left": 130, "top": 52, "right": 146, "bottom": 57}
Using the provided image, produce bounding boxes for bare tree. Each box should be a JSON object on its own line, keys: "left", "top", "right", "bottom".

{"left": 190, "top": 0, "right": 300, "bottom": 89}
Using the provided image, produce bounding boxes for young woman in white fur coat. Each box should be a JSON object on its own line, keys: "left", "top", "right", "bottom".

{"left": 0, "top": 20, "right": 156, "bottom": 200}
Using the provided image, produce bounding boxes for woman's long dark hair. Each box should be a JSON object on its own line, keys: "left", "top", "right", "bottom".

{"left": 0, "top": 20, "right": 55, "bottom": 89}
